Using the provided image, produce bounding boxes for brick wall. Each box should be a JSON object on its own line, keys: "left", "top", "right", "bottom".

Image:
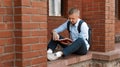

{"left": 0, "top": 0, "right": 15, "bottom": 67}
{"left": 14, "top": 0, "right": 47, "bottom": 67}
{"left": 82, "top": 0, "right": 115, "bottom": 52}
{"left": 115, "top": 20, "right": 120, "bottom": 35}
{"left": 115, "top": 20, "right": 120, "bottom": 42}
{"left": 48, "top": 17, "right": 67, "bottom": 40}
{"left": 0, "top": 0, "right": 48, "bottom": 67}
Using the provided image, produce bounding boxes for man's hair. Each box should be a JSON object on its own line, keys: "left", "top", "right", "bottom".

{"left": 68, "top": 8, "right": 80, "bottom": 16}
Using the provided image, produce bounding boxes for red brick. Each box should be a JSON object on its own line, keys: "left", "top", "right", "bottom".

{"left": 4, "top": 46, "right": 14, "bottom": 53}
{"left": 39, "top": 22, "right": 47, "bottom": 29}
{"left": 31, "top": 30, "right": 47, "bottom": 36}
{"left": 0, "top": 8, "right": 6, "bottom": 14}
{"left": 32, "top": 44, "right": 47, "bottom": 50}
{"left": 6, "top": 38, "right": 14, "bottom": 45}
{"left": 32, "top": 57, "right": 47, "bottom": 65}
{"left": 22, "top": 23, "right": 40, "bottom": 29}
{"left": 16, "top": 53, "right": 22, "bottom": 59}
{"left": 3, "top": 16, "right": 13, "bottom": 22}
{"left": 3, "top": 0, "right": 12, "bottom": 7}
{"left": 15, "top": 45, "right": 31, "bottom": 52}
{"left": 6, "top": 8, "right": 13, "bottom": 14}
{"left": 22, "top": 0, "right": 31, "bottom": 6}
{"left": 39, "top": 36, "right": 48, "bottom": 43}
{"left": 3, "top": 61, "right": 14, "bottom": 67}
{"left": 31, "top": 8, "right": 47, "bottom": 15}
{"left": 14, "top": 16, "right": 21, "bottom": 22}
{"left": 14, "top": 0, "right": 21, "bottom": 7}
{"left": 0, "top": 31, "right": 13, "bottom": 38}
{"left": 15, "top": 37, "right": 39, "bottom": 44}
{"left": 22, "top": 7, "right": 32, "bottom": 14}
{"left": 6, "top": 23, "right": 14, "bottom": 30}
{"left": 1, "top": 53, "right": 14, "bottom": 61}
{"left": 15, "top": 23, "right": 40, "bottom": 29}
{"left": 0, "top": 16, "right": 3, "bottom": 22}
{"left": 0, "top": 23, "right": 14, "bottom": 30}
{"left": 22, "top": 51, "right": 46, "bottom": 59}
{"left": 15, "top": 60, "right": 31, "bottom": 67}
{"left": 32, "top": 62, "right": 47, "bottom": 67}
{"left": 14, "top": 30, "right": 31, "bottom": 37}
{"left": 31, "top": 8, "right": 40, "bottom": 14}
{"left": 0, "top": 47, "right": 3, "bottom": 54}
{"left": 0, "top": 63, "right": 4, "bottom": 67}
{"left": 32, "top": 1, "right": 47, "bottom": 8}
{"left": 14, "top": 8, "right": 22, "bottom": 14}
{"left": 15, "top": 46, "right": 22, "bottom": 52}
{"left": 0, "top": 24, "right": 5, "bottom": 30}
{"left": 22, "top": 15, "right": 31, "bottom": 22}
{"left": 0, "top": 39, "right": 7, "bottom": 46}
{"left": 32, "top": 15, "right": 47, "bottom": 22}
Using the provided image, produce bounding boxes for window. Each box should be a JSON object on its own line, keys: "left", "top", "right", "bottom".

{"left": 115, "top": 0, "right": 120, "bottom": 19}
{"left": 49, "top": 0, "right": 61, "bottom": 16}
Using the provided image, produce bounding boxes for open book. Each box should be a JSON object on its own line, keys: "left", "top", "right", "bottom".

{"left": 57, "top": 38, "right": 73, "bottom": 43}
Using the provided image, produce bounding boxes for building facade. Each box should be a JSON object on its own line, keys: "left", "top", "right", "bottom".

{"left": 0, "top": 0, "right": 119, "bottom": 67}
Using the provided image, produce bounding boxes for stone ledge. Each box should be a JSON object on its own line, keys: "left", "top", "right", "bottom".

{"left": 48, "top": 52, "right": 92, "bottom": 67}
{"left": 92, "top": 43, "right": 120, "bottom": 61}
{"left": 48, "top": 44, "right": 120, "bottom": 67}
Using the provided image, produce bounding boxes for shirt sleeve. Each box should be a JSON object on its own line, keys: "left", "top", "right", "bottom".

{"left": 79, "top": 22, "right": 89, "bottom": 40}
{"left": 54, "top": 20, "right": 69, "bottom": 33}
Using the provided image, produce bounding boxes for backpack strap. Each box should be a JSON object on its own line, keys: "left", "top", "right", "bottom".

{"left": 67, "top": 21, "right": 71, "bottom": 33}
{"left": 67, "top": 20, "right": 84, "bottom": 33}
{"left": 77, "top": 20, "right": 84, "bottom": 33}
{"left": 67, "top": 20, "right": 91, "bottom": 45}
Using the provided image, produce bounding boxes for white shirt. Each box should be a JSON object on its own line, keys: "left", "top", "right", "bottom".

{"left": 54, "top": 19, "right": 90, "bottom": 50}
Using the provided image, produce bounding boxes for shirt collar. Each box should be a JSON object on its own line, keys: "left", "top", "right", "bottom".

{"left": 74, "top": 19, "right": 81, "bottom": 27}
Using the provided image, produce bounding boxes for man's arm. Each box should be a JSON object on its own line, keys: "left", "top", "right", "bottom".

{"left": 52, "top": 20, "right": 69, "bottom": 40}
{"left": 54, "top": 20, "right": 68, "bottom": 33}
{"left": 52, "top": 30, "right": 59, "bottom": 41}
{"left": 80, "top": 22, "right": 89, "bottom": 40}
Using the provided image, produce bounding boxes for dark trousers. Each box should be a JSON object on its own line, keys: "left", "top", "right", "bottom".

{"left": 47, "top": 36, "right": 88, "bottom": 56}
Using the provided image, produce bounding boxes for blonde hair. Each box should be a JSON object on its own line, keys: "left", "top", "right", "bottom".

{"left": 68, "top": 8, "right": 80, "bottom": 16}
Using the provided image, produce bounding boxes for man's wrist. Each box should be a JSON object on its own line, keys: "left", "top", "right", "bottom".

{"left": 52, "top": 30, "right": 57, "bottom": 34}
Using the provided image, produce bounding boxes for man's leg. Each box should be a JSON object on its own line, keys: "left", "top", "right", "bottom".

{"left": 47, "top": 35, "right": 67, "bottom": 61}
{"left": 47, "top": 35, "right": 65, "bottom": 51}
{"left": 62, "top": 38, "right": 87, "bottom": 56}
{"left": 47, "top": 38, "right": 87, "bottom": 61}
{"left": 47, "top": 39, "right": 58, "bottom": 51}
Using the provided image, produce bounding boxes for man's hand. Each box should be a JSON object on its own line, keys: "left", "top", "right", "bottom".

{"left": 52, "top": 30, "right": 59, "bottom": 41}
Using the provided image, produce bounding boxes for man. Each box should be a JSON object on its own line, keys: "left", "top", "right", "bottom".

{"left": 47, "top": 7, "right": 90, "bottom": 61}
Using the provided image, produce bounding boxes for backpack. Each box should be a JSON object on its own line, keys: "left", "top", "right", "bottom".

{"left": 67, "top": 20, "right": 92, "bottom": 45}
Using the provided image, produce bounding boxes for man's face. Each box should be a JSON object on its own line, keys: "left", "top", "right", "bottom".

{"left": 68, "top": 14, "right": 79, "bottom": 25}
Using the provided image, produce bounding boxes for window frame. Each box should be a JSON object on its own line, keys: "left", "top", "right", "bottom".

{"left": 48, "top": 0, "right": 68, "bottom": 17}
{"left": 115, "top": 0, "right": 120, "bottom": 20}
{"left": 49, "top": 0, "right": 61, "bottom": 16}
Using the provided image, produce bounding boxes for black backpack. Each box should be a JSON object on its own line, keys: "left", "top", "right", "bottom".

{"left": 67, "top": 20, "right": 92, "bottom": 45}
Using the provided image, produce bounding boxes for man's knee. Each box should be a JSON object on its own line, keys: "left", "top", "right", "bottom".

{"left": 76, "top": 38, "right": 84, "bottom": 43}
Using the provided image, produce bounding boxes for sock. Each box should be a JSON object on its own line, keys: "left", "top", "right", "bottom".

{"left": 55, "top": 51, "right": 63, "bottom": 57}
{"left": 47, "top": 49, "right": 53, "bottom": 54}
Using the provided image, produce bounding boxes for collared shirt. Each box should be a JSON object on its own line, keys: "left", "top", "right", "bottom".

{"left": 54, "top": 19, "right": 90, "bottom": 50}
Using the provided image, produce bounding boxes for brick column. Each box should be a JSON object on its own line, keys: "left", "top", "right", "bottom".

{"left": 0, "top": 0, "right": 15, "bottom": 67}
{"left": 82, "top": 0, "right": 115, "bottom": 52}
{"left": 14, "top": 0, "right": 47, "bottom": 67}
